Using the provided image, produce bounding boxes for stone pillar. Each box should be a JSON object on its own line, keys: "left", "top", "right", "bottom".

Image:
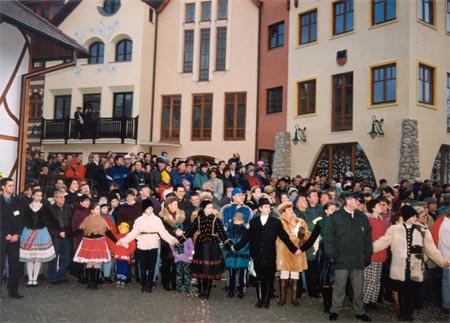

{"left": 398, "top": 119, "right": 420, "bottom": 182}
{"left": 272, "top": 131, "right": 291, "bottom": 178}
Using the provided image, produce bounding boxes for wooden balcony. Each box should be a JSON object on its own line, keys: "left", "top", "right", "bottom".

{"left": 40, "top": 116, "right": 139, "bottom": 144}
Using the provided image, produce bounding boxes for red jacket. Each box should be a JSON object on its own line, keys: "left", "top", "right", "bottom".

{"left": 65, "top": 164, "right": 86, "bottom": 182}
{"left": 369, "top": 215, "right": 387, "bottom": 263}
{"left": 431, "top": 215, "right": 445, "bottom": 246}
{"left": 110, "top": 233, "right": 136, "bottom": 262}
{"left": 245, "top": 174, "right": 261, "bottom": 190}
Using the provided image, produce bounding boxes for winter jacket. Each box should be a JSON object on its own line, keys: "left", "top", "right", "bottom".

{"left": 106, "top": 165, "right": 129, "bottom": 193}
{"left": 192, "top": 170, "right": 209, "bottom": 191}
{"left": 373, "top": 223, "right": 448, "bottom": 282}
{"left": 220, "top": 203, "right": 253, "bottom": 230}
{"left": 71, "top": 203, "right": 90, "bottom": 250}
{"left": 225, "top": 224, "right": 250, "bottom": 269}
{"left": 276, "top": 214, "right": 310, "bottom": 272}
{"left": 170, "top": 170, "right": 193, "bottom": 187}
{"left": 112, "top": 232, "right": 136, "bottom": 262}
{"left": 367, "top": 213, "right": 387, "bottom": 263}
{"left": 324, "top": 207, "right": 373, "bottom": 270}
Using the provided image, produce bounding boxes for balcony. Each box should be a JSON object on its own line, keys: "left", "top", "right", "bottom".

{"left": 40, "top": 116, "right": 139, "bottom": 144}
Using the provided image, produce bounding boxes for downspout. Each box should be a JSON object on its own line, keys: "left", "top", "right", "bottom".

{"left": 149, "top": 11, "right": 159, "bottom": 155}
{"left": 254, "top": 2, "right": 262, "bottom": 162}
{"left": 17, "top": 51, "right": 79, "bottom": 192}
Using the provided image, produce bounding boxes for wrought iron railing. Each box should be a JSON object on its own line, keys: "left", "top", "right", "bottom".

{"left": 40, "top": 116, "right": 139, "bottom": 144}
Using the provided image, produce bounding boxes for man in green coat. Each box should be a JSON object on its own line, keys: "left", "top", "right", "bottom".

{"left": 324, "top": 192, "right": 373, "bottom": 322}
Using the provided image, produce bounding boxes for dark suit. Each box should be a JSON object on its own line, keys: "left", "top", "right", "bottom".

{"left": 235, "top": 215, "right": 298, "bottom": 306}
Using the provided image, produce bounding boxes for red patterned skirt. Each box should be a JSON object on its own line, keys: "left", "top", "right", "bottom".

{"left": 73, "top": 237, "right": 110, "bottom": 263}
{"left": 191, "top": 243, "right": 224, "bottom": 279}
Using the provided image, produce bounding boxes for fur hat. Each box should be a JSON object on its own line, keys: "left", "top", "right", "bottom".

{"left": 118, "top": 222, "right": 130, "bottom": 233}
{"left": 141, "top": 198, "right": 154, "bottom": 212}
{"left": 401, "top": 205, "right": 418, "bottom": 222}
{"left": 278, "top": 201, "right": 294, "bottom": 213}
{"left": 200, "top": 199, "right": 213, "bottom": 210}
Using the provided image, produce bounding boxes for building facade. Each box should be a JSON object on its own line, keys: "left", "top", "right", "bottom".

{"left": 287, "top": 0, "right": 450, "bottom": 185}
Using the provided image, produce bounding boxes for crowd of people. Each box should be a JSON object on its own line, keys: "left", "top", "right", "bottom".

{"left": 2, "top": 150, "right": 450, "bottom": 322}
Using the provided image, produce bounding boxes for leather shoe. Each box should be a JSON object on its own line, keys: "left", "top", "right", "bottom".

{"left": 255, "top": 300, "right": 263, "bottom": 308}
{"left": 329, "top": 313, "right": 338, "bottom": 321}
{"left": 355, "top": 314, "right": 372, "bottom": 322}
{"left": 9, "top": 292, "right": 24, "bottom": 299}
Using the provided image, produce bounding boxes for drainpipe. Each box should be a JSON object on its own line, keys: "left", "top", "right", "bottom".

{"left": 254, "top": 2, "right": 262, "bottom": 162}
{"left": 149, "top": 11, "right": 159, "bottom": 155}
{"left": 17, "top": 51, "right": 79, "bottom": 192}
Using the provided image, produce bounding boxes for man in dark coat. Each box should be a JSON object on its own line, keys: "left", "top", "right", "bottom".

{"left": 324, "top": 192, "right": 373, "bottom": 322}
{"left": 234, "top": 198, "right": 302, "bottom": 308}
{"left": 0, "top": 178, "right": 24, "bottom": 299}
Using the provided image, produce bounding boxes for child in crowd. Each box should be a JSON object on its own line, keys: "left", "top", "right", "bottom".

{"left": 112, "top": 222, "right": 136, "bottom": 287}
{"left": 225, "top": 213, "right": 250, "bottom": 298}
{"left": 158, "top": 171, "right": 172, "bottom": 202}
{"left": 170, "top": 224, "right": 194, "bottom": 295}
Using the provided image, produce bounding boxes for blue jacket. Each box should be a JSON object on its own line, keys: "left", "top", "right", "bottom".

{"left": 107, "top": 165, "right": 129, "bottom": 193}
{"left": 220, "top": 203, "right": 253, "bottom": 230}
{"left": 170, "top": 170, "right": 193, "bottom": 187}
{"left": 225, "top": 224, "right": 250, "bottom": 269}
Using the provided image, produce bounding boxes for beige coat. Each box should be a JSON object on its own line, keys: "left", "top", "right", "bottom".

{"left": 373, "top": 223, "right": 448, "bottom": 282}
{"left": 276, "top": 215, "right": 310, "bottom": 272}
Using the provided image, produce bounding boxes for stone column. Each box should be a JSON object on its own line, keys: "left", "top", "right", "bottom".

{"left": 272, "top": 131, "right": 291, "bottom": 178}
{"left": 398, "top": 119, "right": 420, "bottom": 182}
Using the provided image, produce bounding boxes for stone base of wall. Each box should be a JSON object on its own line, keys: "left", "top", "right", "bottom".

{"left": 398, "top": 119, "right": 420, "bottom": 182}
{"left": 272, "top": 132, "right": 291, "bottom": 178}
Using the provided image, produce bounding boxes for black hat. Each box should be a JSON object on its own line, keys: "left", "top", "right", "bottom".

{"left": 258, "top": 198, "right": 271, "bottom": 207}
{"left": 156, "top": 157, "right": 166, "bottom": 164}
{"left": 400, "top": 205, "right": 418, "bottom": 222}
{"left": 200, "top": 199, "right": 213, "bottom": 210}
{"left": 342, "top": 191, "right": 359, "bottom": 199}
{"left": 142, "top": 199, "right": 154, "bottom": 212}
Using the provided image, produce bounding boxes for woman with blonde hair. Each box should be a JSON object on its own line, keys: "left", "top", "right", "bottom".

{"left": 276, "top": 201, "right": 310, "bottom": 306}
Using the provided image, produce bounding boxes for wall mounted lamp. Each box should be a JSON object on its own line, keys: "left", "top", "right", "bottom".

{"left": 292, "top": 124, "right": 307, "bottom": 145}
{"left": 368, "top": 115, "right": 384, "bottom": 139}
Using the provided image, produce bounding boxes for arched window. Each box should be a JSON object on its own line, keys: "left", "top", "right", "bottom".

{"left": 103, "top": 0, "right": 121, "bottom": 14}
{"left": 115, "top": 39, "right": 132, "bottom": 62}
{"left": 88, "top": 42, "right": 104, "bottom": 64}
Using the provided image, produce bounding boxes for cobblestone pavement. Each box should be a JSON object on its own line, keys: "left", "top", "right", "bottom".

{"left": 1, "top": 278, "right": 449, "bottom": 323}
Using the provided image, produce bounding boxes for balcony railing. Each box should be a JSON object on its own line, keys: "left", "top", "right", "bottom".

{"left": 40, "top": 116, "right": 139, "bottom": 144}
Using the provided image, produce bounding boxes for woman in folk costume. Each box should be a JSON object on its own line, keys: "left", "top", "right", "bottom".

{"left": 275, "top": 201, "right": 310, "bottom": 307}
{"left": 373, "top": 205, "right": 450, "bottom": 321}
{"left": 73, "top": 203, "right": 117, "bottom": 290}
{"left": 20, "top": 188, "right": 56, "bottom": 287}
{"left": 117, "top": 199, "right": 178, "bottom": 293}
{"left": 177, "top": 200, "right": 233, "bottom": 300}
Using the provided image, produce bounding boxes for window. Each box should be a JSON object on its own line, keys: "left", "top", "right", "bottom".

{"left": 371, "top": 63, "right": 396, "bottom": 104}
{"left": 431, "top": 145, "right": 450, "bottom": 184}
{"left": 267, "top": 87, "right": 283, "bottom": 114}
{"left": 372, "top": 0, "right": 396, "bottom": 25}
{"left": 447, "top": 0, "right": 450, "bottom": 33}
{"left": 54, "top": 95, "right": 71, "bottom": 120}
{"left": 115, "top": 39, "right": 132, "bottom": 62}
{"left": 298, "top": 80, "right": 316, "bottom": 115}
{"left": 224, "top": 92, "right": 246, "bottom": 140}
{"left": 29, "top": 92, "right": 42, "bottom": 119}
{"left": 113, "top": 92, "right": 133, "bottom": 118}
{"left": 41, "top": 7, "right": 50, "bottom": 19}
{"left": 299, "top": 10, "right": 317, "bottom": 45}
{"left": 447, "top": 74, "right": 450, "bottom": 133}
{"left": 216, "top": 27, "right": 227, "bottom": 71}
{"left": 312, "top": 143, "right": 376, "bottom": 187}
{"left": 269, "top": 21, "right": 285, "bottom": 49}
{"left": 161, "top": 95, "right": 181, "bottom": 141}
{"left": 83, "top": 94, "right": 101, "bottom": 112}
{"left": 418, "top": 63, "right": 434, "bottom": 105}
{"left": 201, "top": 2, "right": 211, "bottom": 21}
{"left": 332, "top": 72, "right": 353, "bottom": 131}
{"left": 192, "top": 94, "right": 212, "bottom": 140}
{"left": 418, "top": 0, "right": 434, "bottom": 25}
{"left": 218, "top": 0, "right": 228, "bottom": 20}
{"left": 88, "top": 42, "right": 104, "bottom": 64}
{"left": 183, "top": 30, "right": 194, "bottom": 73}
{"left": 104, "top": 0, "right": 120, "bottom": 15}
{"left": 185, "top": 3, "right": 195, "bottom": 22}
{"left": 199, "top": 29, "right": 210, "bottom": 81}
{"left": 333, "top": 0, "right": 354, "bottom": 35}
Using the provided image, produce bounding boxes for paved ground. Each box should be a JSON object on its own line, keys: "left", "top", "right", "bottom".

{"left": 1, "top": 278, "right": 448, "bottom": 323}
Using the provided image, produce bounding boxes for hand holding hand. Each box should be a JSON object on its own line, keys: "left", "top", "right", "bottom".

{"left": 175, "top": 229, "right": 183, "bottom": 237}
{"left": 294, "top": 249, "right": 302, "bottom": 256}
{"left": 173, "top": 238, "right": 179, "bottom": 245}
{"left": 445, "top": 261, "right": 450, "bottom": 269}
{"left": 10, "top": 235, "right": 19, "bottom": 243}
{"left": 5, "top": 234, "right": 12, "bottom": 241}
{"left": 116, "top": 240, "right": 124, "bottom": 247}
{"left": 59, "top": 232, "right": 66, "bottom": 239}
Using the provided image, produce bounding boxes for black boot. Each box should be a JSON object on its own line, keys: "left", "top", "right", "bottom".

{"left": 78, "top": 266, "right": 86, "bottom": 285}
{"left": 85, "top": 268, "right": 91, "bottom": 290}
{"left": 197, "top": 279, "right": 203, "bottom": 298}
{"left": 141, "top": 273, "right": 147, "bottom": 293}
{"left": 255, "top": 281, "right": 263, "bottom": 308}
{"left": 323, "top": 287, "right": 333, "bottom": 313}
{"left": 92, "top": 268, "right": 100, "bottom": 290}
{"left": 398, "top": 286, "right": 407, "bottom": 321}
{"left": 262, "top": 280, "right": 272, "bottom": 308}
{"left": 203, "top": 279, "right": 212, "bottom": 300}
